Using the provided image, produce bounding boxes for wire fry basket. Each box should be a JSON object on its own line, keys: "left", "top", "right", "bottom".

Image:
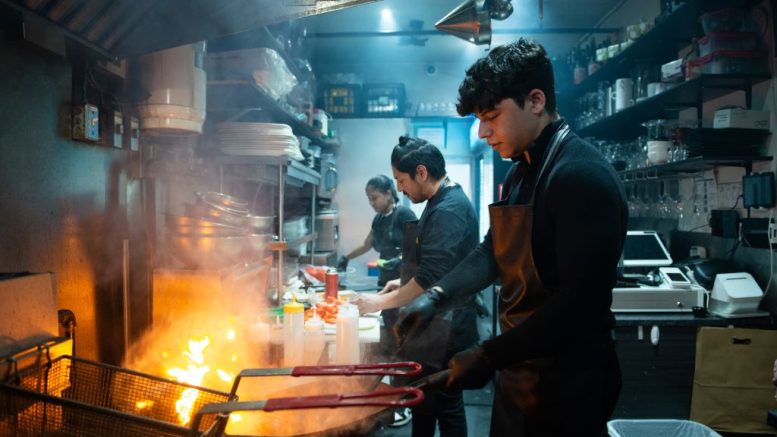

{"left": 0, "top": 355, "right": 233, "bottom": 437}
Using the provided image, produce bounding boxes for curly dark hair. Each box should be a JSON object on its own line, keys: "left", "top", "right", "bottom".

{"left": 366, "top": 174, "right": 399, "bottom": 203}
{"left": 390, "top": 135, "right": 446, "bottom": 180}
{"left": 456, "top": 38, "right": 556, "bottom": 116}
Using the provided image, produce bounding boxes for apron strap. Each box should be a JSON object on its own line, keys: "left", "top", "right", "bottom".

{"left": 528, "top": 122, "right": 570, "bottom": 205}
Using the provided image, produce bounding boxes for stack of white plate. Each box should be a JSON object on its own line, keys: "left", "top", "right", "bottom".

{"left": 217, "top": 122, "right": 304, "bottom": 161}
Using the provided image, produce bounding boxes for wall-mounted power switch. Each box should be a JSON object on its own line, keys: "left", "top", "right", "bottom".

{"left": 769, "top": 218, "right": 777, "bottom": 246}
{"left": 129, "top": 117, "right": 140, "bottom": 152}
{"left": 112, "top": 111, "right": 124, "bottom": 149}
{"left": 72, "top": 103, "right": 99, "bottom": 142}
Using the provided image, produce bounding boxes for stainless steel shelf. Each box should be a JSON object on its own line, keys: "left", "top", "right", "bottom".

{"left": 219, "top": 156, "right": 320, "bottom": 187}
{"left": 619, "top": 155, "right": 773, "bottom": 181}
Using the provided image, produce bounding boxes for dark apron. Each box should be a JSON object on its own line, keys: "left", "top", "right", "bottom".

{"left": 395, "top": 218, "right": 452, "bottom": 371}
{"left": 488, "top": 123, "right": 620, "bottom": 436}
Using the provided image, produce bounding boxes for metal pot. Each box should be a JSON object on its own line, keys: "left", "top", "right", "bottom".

{"left": 196, "top": 191, "right": 249, "bottom": 211}
{"left": 165, "top": 213, "right": 248, "bottom": 237}
{"left": 246, "top": 214, "right": 274, "bottom": 234}
{"left": 184, "top": 202, "right": 249, "bottom": 228}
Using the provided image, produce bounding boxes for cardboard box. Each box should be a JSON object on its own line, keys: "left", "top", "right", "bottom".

{"left": 0, "top": 272, "right": 58, "bottom": 357}
{"left": 713, "top": 108, "right": 770, "bottom": 129}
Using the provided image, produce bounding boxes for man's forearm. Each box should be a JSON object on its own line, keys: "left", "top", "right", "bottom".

{"left": 346, "top": 244, "right": 371, "bottom": 260}
{"left": 380, "top": 278, "right": 425, "bottom": 309}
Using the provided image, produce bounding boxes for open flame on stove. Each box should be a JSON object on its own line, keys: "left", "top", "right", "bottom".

{"left": 167, "top": 337, "right": 210, "bottom": 425}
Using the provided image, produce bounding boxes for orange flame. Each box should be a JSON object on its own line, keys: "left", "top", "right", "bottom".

{"left": 167, "top": 337, "right": 211, "bottom": 425}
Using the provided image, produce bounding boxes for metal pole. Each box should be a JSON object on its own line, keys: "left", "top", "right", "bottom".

{"left": 122, "top": 239, "right": 131, "bottom": 358}
{"left": 277, "top": 165, "right": 285, "bottom": 304}
{"left": 311, "top": 183, "right": 316, "bottom": 256}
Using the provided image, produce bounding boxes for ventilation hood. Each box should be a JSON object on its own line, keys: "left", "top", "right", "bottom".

{"left": 1, "top": 0, "right": 379, "bottom": 59}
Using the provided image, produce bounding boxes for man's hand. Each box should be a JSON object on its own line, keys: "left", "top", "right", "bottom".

{"left": 377, "top": 279, "right": 400, "bottom": 295}
{"left": 336, "top": 256, "right": 349, "bottom": 271}
{"left": 446, "top": 346, "right": 495, "bottom": 390}
{"left": 394, "top": 286, "right": 446, "bottom": 347}
{"left": 352, "top": 292, "right": 384, "bottom": 315}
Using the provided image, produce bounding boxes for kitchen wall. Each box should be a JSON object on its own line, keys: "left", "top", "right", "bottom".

{"left": 0, "top": 40, "right": 148, "bottom": 363}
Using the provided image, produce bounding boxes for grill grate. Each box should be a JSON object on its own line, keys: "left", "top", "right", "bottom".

{"left": 0, "top": 355, "right": 232, "bottom": 437}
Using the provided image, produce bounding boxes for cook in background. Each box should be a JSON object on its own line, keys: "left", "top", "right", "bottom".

{"left": 396, "top": 38, "right": 628, "bottom": 437}
{"left": 337, "top": 174, "right": 416, "bottom": 285}
{"left": 337, "top": 175, "right": 416, "bottom": 327}
{"left": 353, "top": 136, "right": 480, "bottom": 437}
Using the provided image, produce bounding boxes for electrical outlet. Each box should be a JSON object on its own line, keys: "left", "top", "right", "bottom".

{"left": 72, "top": 103, "right": 99, "bottom": 142}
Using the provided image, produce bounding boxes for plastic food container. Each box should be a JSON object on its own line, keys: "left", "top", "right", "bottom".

{"left": 686, "top": 50, "right": 768, "bottom": 78}
{"left": 698, "top": 32, "right": 759, "bottom": 57}
{"left": 700, "top": 8, "right": 746, "bottom": 34}
{"left": 607, "top": 419, "right": 722, "bottom": 437}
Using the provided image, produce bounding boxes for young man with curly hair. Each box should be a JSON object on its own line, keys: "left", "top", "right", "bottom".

{"left": 397, "top": 38, "right": 628, "bottom": 436}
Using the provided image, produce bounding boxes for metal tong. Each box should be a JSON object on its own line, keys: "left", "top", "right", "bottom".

{"left": 228, "top": 361, "right": 422, "bottom": 398}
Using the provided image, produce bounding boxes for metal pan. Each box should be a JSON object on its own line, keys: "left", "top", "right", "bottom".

{"left": 190, "top": 362, "right": 425, "bottom": 437}
{"left": 190, "top": 385, "right": 423, "bottom": 437}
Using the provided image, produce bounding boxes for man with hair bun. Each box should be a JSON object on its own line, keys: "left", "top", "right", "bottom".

{"left": 354, "top": 135, "right": 481, "bottom": 437}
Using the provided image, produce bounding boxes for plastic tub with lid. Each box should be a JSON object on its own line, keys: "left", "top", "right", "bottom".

{"left": 686, "top": 50, "right": 768, "bottom": 78}
{"left": 698, "top": 32, "right": 759, "bottom": 57}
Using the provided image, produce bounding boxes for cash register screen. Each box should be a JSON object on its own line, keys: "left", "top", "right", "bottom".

{"left": 622, "top": 230, "right": 673, "bottom": 267}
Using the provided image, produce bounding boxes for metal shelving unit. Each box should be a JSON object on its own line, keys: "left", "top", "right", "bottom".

{"left": 207, "top": 80, "right": 328, "bottom": 148}
{"left": 577, "top": 75, "right": 772, "bottom": 139}
{"left": 208, "top": 78, "right": 328, "bottom": 302}
{"left": 557, "top": 0, "right": 703, "bottom": 107}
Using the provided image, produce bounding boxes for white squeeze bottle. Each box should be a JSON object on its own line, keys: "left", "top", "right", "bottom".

{"left": 304, "top": 310, "right": 325, "bottom": 365}
{"left": 335, "top": 302, "right": 360, "bottom": 364}
{"left": 283, "top": 297, "right": 305, "bottom": 366}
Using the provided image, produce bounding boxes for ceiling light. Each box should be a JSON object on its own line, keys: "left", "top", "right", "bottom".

{"left": 381, "top": 8, "right": 393, "bottom": 19}
{"left": 435, "top": 0, "right": 491, "bottom": 45}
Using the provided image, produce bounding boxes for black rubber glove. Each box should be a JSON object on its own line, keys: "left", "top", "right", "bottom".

{"left": 394, "top": 286, "right": 446, "bottom": 348}
{"left": 336, "top": 256, "right": 349, "bottom": 271}
{"left": 446, "top": 345, "right": 495, "bottom": 390}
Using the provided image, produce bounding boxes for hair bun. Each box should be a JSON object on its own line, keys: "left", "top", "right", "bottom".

{"left": 398, "top": 135, "right": 410, "bottom": 145}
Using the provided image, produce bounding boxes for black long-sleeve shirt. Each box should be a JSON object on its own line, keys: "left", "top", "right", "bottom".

{"left": 415, "top": 182, "right": 479, "bottom": 290}
{"left": 415, "top": 181, "right": 481, "bottom": 354}
{"left": 437, "top": 120, "right": 628, "bottom": 369}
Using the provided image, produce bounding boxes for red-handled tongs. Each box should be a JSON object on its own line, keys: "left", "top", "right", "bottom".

{"left": 227, "top": 361, "right": 422, "bottom": 398}
{"left": 189, "top": 386, "right": 424, "bottom": 437}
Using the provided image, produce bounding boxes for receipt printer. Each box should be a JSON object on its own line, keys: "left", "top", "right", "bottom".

{"left": 710, "top": 272, "right": 764, "bottom": 317}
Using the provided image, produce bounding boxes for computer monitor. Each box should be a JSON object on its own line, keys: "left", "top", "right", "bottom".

{"left": 622, "top": 230, "right": 673, "bottom": 267}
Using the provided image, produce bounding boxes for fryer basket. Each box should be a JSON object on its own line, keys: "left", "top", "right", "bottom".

{"left": 0, "top": 355, "right": 232, "bottom": 437}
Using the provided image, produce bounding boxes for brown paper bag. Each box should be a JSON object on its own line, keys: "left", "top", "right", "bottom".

{"left": 690, "top": 326, "right": 777, "bottom": 434}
